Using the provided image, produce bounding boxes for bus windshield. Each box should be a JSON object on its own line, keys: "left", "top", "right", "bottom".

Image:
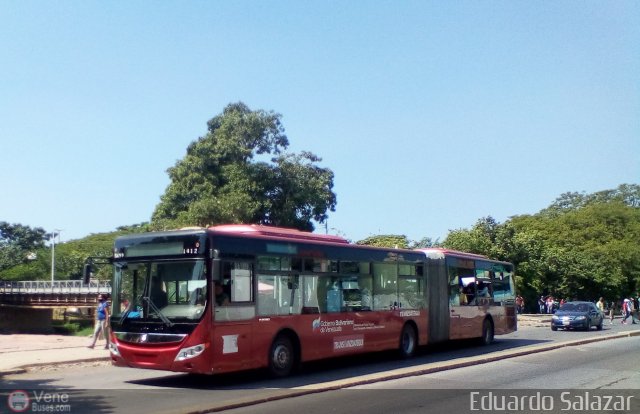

{"left": 112, "top": 259, "right": 207, "bottom": 322}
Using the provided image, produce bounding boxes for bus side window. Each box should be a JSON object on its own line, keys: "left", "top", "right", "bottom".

{"left": 326, "top": 280, "right": 342, "bottom": 312}
{"left": 301, "top": 275, "right": 320, "bottom": 314}
{"left": 372, "top": 263, "right": 398, "bottom": 310}
{"left": 358, "top": 275, "right": 372, "bottom": 310}
{"left": 257, "top": 275, "right": 277, "bottom": 316}
{"left": 341, "top": 277, "right": 362, "bottom": 311}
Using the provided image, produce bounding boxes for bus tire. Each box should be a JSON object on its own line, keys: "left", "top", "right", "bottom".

{"left": 479, "top": 318, "right": 494, "bottom": 345}
{"left": 269, "top": 335, "right": 295, "bottom": 378}
{"left": 399, "top": 323, "right": 417, "bottom": 358}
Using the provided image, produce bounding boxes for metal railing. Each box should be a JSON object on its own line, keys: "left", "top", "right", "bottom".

{"left": 0, "top": 280, "right": 111, "bottom": 294}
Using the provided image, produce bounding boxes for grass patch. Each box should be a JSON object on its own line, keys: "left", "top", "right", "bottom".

{"left": 52, "top": 320, "right": 94, "bottom": 336}
{"left": 75, "top": 325, "right": 95, "bottom": 337}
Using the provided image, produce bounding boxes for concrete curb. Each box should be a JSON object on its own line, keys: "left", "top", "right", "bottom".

{"left": 0, "top": 356, "right": 110, "bottom": 377}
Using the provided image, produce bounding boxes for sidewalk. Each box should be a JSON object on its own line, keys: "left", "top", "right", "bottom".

{"left": 0, "top": 334, "right": 110, "bottom": 376}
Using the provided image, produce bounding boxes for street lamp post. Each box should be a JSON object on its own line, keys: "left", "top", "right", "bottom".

{"left": 50, "top": 229, "right": 62, "bottom": 283}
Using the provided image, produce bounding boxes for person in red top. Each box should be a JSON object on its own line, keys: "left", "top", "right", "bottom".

{"left": 515, "top": 295, "right": 524, "bottom": 314}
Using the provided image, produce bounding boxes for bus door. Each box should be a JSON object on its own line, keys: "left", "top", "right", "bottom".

{"left": 212, "top": 260, "right": 256, "bottom": 373}
{"left": 448, "top": 259, "right": 476, "bottom": 340}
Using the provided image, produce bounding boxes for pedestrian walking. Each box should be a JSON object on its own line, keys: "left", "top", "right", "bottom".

{"left": 88, "top": 294, "right": 110, "bottom": 349}
{"left": 609, "top": 301, "right": 615, "bottom": 325}
{"left": 629, "top": 297, "right": 638, "bottom": 324}
{"left": 538, "top": 296, "right": 545, "bottom": 314}
{"left": 546, "top": 296, "right": 555, "bottom": 314}
{"left": 621, "top": 298, "right": 632, "bottom": 325}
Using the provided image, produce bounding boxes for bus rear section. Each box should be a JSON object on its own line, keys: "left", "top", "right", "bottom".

{"left": 419, "top": 248, "right": 517, "bottom": 345}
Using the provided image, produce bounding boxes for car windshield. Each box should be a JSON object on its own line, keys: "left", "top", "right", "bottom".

{"left": 559, "top": 303, "right": 590, "bottom": 312}
{"left": 112, "top": 259, "right": 207, "bottom": 322}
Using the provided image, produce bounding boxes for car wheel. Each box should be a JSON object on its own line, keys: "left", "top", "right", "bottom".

{"left": 551, "top": 325, "right": 558, "bottom": 331}
{"left": 585, "top": 320, "right": 591, "bottom": 331}
{"left": 597, "top": 319, "right": 603, "bottom": 331}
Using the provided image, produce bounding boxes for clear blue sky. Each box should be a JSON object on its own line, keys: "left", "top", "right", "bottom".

{"left": 1, "top": 1, "right": 638, "bottom": 244}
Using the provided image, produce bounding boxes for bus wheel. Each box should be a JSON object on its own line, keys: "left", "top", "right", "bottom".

{"left": 269, "top": 335, "right": 295, "bottom": 378}
{"left": 399, "top": 324, "right": 417, "bottom": 358}
{"left": 479, "top": 318, "right": 494, "bottom": 345}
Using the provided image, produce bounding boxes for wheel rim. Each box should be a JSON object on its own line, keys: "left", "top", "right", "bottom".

{"left": 272, "top": 343, "right": 291, "bottom": 370}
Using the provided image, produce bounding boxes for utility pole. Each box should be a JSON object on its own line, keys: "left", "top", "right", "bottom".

{"left": 50, "top": 229, "right": 62, "bottom": 283}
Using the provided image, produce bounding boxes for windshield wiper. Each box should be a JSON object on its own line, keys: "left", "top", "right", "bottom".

{"left": 119, "top": 308, "right": 131, "bottom": 325}
{"left": 142, "top": 296, "right": 174, "bottom": 327}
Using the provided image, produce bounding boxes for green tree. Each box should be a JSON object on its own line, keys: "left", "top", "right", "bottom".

{"left": 443, "top": 185, "right": 640, "bottom": 309}
{"left": 357, "top": 235, "right": 411, "bottom": 249}
{"left": 0, "top": 225, "right": 137, "bottom": 281}
{"left": 444, "top": 216, "right": 502, "bottom": 258}
{"left": 0, "top": 222, "right": 48, "bottom": 272}
{"left": 411, "top": 237, "right": 440, "bottom": 249}
{"left": 152, "top": 102, "right": 336, "bottom": 231}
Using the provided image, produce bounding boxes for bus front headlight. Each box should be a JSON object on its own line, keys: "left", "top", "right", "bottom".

{"left": 108, "top": 342, "right": 120, "bottom": 357}
{"left": 175, "top": 344, "right": 205, "bottom": 361}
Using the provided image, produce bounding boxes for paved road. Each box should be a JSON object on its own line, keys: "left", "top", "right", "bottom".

{"left": 220, "top": 336, "right": 640, "bottom": 414}
{"left": 1, "top": 323, "right": 638, "bottom": 414}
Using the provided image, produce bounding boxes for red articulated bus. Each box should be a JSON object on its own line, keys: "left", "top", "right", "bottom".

{"left": 107, "top": 225, "right": 516, "bottom": 376}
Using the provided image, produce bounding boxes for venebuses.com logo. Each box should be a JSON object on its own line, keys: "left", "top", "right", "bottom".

{"left": 7, "top": 390, "right": 30, "bottom": 412}
{"left": 7, "top": 389, "right": 71, "bottom": 413}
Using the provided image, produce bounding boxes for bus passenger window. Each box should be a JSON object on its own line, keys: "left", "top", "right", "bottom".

{"left": 462, "top": 284, "right": 475, "bottom": 305}
{"left": 326, "top": 281, "right": 342, "bottom": 312}
{"left": 301, "top": 275, "right": 320, "bottom": 314}
{"left": 399, "top": 277, "right": 425, "bottom": 309}
{"left": 358, "top": 275, "right": 372, "bottom": 310}
{"left": 257, "top": 275, "right": 277, "bottom": 316}
{"left": 342, "top": 289, "right": 361, "bottom": 310}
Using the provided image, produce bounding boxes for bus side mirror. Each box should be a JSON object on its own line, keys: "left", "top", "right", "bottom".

{"left": 83, "top": 263, "right": 92, "bottom": 284}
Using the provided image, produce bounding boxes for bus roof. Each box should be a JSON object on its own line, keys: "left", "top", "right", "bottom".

{"left": 416, "top": 248, "right": 489, "bottom": 260}
{"left": 209, "top": 224, "right": 350, "bottom": 245}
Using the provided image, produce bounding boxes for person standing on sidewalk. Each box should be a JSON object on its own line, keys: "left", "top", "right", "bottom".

{"left": 629, "top": 296, "right": 638, "bottom": 324}
{"left": 596, "top": 297, "right": 605, "bottom": 316}
{"left": 621, "top": 298, "right": 632, "bottom": 325}
{"left": 88, "top": 294, "right": 110, "bottom": 349}
{"left": 609, "top": 301, "right": 616, "bottom": 325}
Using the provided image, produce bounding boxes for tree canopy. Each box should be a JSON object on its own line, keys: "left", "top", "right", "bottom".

{"left": 442, "top": 184, "right": 640, "bottom": 310}
{"left": 0, "top": 222, "right": 48, "bottom": 273}
{"left": 152, "top": 102, "right": 337, "bottom": 232}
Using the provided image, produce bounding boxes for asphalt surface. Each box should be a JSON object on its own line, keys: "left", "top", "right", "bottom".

{"left": 1, "top": 315, "right": 639, "bottom": 414}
